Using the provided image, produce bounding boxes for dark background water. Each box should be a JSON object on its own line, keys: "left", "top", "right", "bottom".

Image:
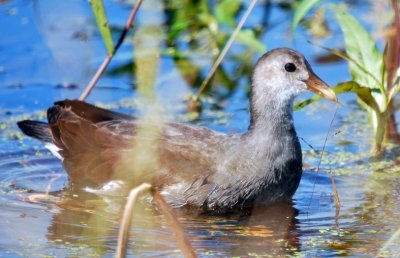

{"left": 0, "top": 0, "right": 399, "bottom": 257}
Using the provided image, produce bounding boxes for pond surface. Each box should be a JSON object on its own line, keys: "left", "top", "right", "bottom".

{"left": 1, "top": 0, "right": 400, "bottom": 257}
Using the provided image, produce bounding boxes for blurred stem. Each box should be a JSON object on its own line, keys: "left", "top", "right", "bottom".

{"left": 377, "top": 227, "right": 400, "bottom": 257}
{"left": 113, "top": 0, "right": 164, "bottom": 186}
{"left": 133, "top": 0, "right": 164, "bottom": 105}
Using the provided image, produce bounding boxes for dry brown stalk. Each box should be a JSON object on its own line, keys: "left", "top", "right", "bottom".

{"left": 116, "top": 183, "right": 196, "bottom": 258}
{"left": 384, "top": 0, "right": 400, "bottom": 143}
{"left": 116, "top": 183, "right": 152, "bottom": 258}
{"left": 153, "top": 191, "right": 197, "bottom": 258}
{"left": 329, "top": 168, "right": 341, "bottom": 216}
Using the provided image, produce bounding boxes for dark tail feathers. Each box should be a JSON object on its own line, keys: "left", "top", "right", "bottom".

{"left": 54, "top": 99, "right": 134, "bottom": 123}
{"left": 17, "top": 120, "right": 52, "bottom": 143}
{"left": 18, "top": 99, "right": 135, "bottom": 143}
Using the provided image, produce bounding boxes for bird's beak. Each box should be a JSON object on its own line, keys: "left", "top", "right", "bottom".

{"left": 306, "top": 71, "right": 337, "bottom": 102}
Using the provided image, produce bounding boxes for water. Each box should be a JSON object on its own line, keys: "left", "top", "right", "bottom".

{"left": 0, "top": 0, "right": 399, "bottom": 257}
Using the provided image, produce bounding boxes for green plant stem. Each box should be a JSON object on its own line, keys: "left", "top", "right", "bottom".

{"left": 374, "top": 114, "right": 386, "bottom": 152}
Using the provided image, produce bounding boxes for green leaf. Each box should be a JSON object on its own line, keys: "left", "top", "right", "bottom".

{"left": 214, "top": 0, "right": 241, "bottom": 26}
{"left": 334, "top": 5, "right": 384, "bottom": 94}
{"left": 295, "top": 81, "right": 384, "bottom": 150}
{"left": 334, "top": 5, "right": 387, "bottom": 140}
{"left": 236, "top": 29, "right": 266, "bottom": 54}
{"left": 89, "top": 0, "right": 115, "bottom": 55}
{"left": 168, "top": 19, "right": 192, "bottom": 40}
{"left": 294, "top": 95, "right": 321, "bottom": 110}
{"left": 292, "top": 0, "right": 324, "bottom": 30}
{"left": 294, "top": 81, "right": 380, "bottom": 113}
{"left": 310, "top": 43, "right": 382, "bottom": 88}
{"left": 334, "top": 81, "right": 381, "bottom": 113}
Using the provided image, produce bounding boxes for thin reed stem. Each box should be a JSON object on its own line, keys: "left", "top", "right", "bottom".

{"left": 116, "top": 184, "right": 196, "bottom": 258}
{"left": 306, "top": 104, "right": 340, "bottom": 216}
{"left": 194, "top": 0, "right": 259, "bottom": 99}
{"left": 329, "top": 168, "right": 341, "bottom": 216}
{"left": 80, "top": 0, "right": 143, "bottom": 101}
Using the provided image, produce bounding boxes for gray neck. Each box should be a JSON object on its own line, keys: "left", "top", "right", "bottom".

{"left": 211, "top": 88, "right": 303, "bottom": 207}
{"left": 242, "top": 88, "right": 301, "bottom": 176}
{"left": 236, "top": 90, "right": 302, "bottom": 205}
{"left": 247, "top": 91, "right": 296, "bottom": 138}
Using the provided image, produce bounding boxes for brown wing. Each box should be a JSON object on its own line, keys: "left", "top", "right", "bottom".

{"left": 96, "top": 121, "right": 226, "bottom": 189}
{"left": 46, "top": 101, "right": 227, "bottom": 194}
{"left": 47, "top": 104, "right": 131, "bottom": 188}
{"left": 153, "top": 123, "right": 231, "bottom": 207}
{"left": 157, "top": 123, "right": 223, "bottom": 179}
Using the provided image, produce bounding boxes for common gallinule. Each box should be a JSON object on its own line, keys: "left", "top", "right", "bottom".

{"left": 17, "top": 48, "right": 336, "bottom": 211}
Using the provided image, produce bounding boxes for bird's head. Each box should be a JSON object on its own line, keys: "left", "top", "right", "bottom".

{"left": 251, "top": 48, "right": 337, "bottom": 105}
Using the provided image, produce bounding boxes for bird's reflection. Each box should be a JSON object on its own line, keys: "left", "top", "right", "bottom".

{"left": 176, "top": 201, "right": 300, "bottom": 256}
{"left": 46, "top": 187, "right": 301, "bottom": 256}
{"left": 46, "top": 188, "right": 124, "bottom": 256}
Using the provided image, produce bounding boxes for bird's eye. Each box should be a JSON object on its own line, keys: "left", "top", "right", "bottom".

{"left": 284, "top": 63, "right": 296, "bottom": 72}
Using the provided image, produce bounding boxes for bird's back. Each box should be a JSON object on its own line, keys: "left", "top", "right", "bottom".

{"left": 18, "top": 100, "right": 229, "bottom": 200}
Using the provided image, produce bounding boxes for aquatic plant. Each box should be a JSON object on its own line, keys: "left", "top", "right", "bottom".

{"left": 334, "top": 4, "right": 400, "bottom": 151}
{"left": 294, "top": 2, "right": 400, "bottom": 152}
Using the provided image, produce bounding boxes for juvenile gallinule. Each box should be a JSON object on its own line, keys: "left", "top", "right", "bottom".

{"left": 17, "top": 48, "right": 336, "bottom": 211}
